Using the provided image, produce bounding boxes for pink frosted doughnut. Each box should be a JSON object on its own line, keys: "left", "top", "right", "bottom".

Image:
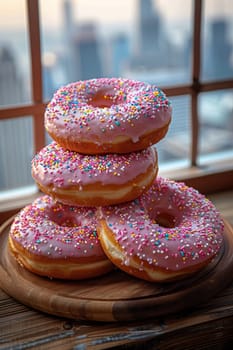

{"left": 8, "top": 195, "right": 113, "bottom": 279}
{"left": 44, "top": 78, "right": 172, "bottom": 154}
{"left": 99, "top": 177, "right": 224, "bottom": 282}
{"left": 31, "top": 141, "right": 158, "bottom": 207}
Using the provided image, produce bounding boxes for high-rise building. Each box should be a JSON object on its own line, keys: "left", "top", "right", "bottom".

{"left": 62, "top": 0, "right": 103, "bottom": 81}
{"left": 131, "top": 0, "right": 172, "bottom": 69}
{"left": 0, "top": 47, "right": 24, "bottom": 106}
{"left": 63, "top": 0, "right": 75, "bottom": 82}
{"left": 71, "top": 23, "right": 103, "bottom": 80}
{"left": 0, "top": 46, "right": 33, "bottom": 191}
{"left": 63, "top": 0, "right": 74, "bottom": 38}
{"left": 111, "top": 33, "right": 130, "bottom": 76}
{"left": 206, "top": 19, "right": 233, "bottom": 79}
{"left": 138, "top": 0, "right": 161, "bottom": 55}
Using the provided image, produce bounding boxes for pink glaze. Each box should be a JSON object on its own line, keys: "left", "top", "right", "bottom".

{"left": 45, "top": 78, "right": 172, "bottom": 145}
{"left": 100, "top": 177, "right": 224, "bottom": 272}
{"left": 9, "top": 195, "right": 105, "bottom": 260}
{"left": 31, "top": 141, "right": 157, "bottom": 188}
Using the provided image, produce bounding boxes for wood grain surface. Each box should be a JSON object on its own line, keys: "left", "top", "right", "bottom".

{"left": 0, "top": 217, "right": 233, "bottom": 323}
{"left": 0, "top": 191, "right": 233, "bottom": 349}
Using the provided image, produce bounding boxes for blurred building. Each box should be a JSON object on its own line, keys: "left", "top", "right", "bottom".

{"left": 0, "top": 46, "right": 33, "bottom": 190}
{"left": 0, "top": 47, "right": 24, "bottom": 105}
{"left": 63, "top": 0, "right": 103, "bottom": 81}
{"left": 71, "top": 23, "right": 103, "bottom": 80}
{"left": 204, "top": 19, "right": 233, "bottom": 79}
{"left": 110, "top": 33, "right": 130, "bottom": 77}
{"left": 130, "top": 0, "right": 184, "bottom": 70}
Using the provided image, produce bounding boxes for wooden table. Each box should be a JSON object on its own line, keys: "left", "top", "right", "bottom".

{"left": 0, "top": 190, "right": 233, "bottom": 350}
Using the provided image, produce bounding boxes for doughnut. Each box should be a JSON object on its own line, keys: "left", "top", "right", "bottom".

{"left": 8, "top": 195, "right": 113, "bottom": 279}
{"left": 31, "top": 141, "right": 158, "bottom": 207}
{"left": 44, "top": 78, "right": 172, "bottom": 154}
{"left": 98, "top": 177, "right": 224, "bottom": 282}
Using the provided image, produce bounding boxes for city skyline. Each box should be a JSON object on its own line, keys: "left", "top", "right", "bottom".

{"left": 1, "top": 0, "right": 233, "bottom": 31}
{"left": 0, "top": 0, "right": 233, "bottom": 192}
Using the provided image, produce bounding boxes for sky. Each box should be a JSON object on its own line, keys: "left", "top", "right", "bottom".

{"left": 0, "top": 0, "right": 232, "bottom": 31}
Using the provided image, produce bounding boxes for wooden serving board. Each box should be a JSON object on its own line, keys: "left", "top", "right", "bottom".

{"left": 0, "top": 217, "right": 233, "bottom": 322}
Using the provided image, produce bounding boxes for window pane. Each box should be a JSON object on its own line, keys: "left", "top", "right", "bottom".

{"left": 0, "top": 0, "right": 31, "bottom": 107}
{"left": 202, "top": 0, "right": 233, "bottom": 81}
{"left": 157, "top": 95, "right": 191, "bottom": 167}
{"left": 0, "top": 117, "right": 35, "bottom": 193}
{"left": 40, "top": 0, "right": 193, "bottom": 101}
{"left": 123, "top": 0, "right": 193, "bottom": 86}
{"left": 198, "top": 90, "right": 233, "bottom": 164}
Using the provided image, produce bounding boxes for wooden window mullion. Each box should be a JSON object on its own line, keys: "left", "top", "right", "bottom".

{"left": 191, "top": 0, "right": 202, "bottom": 166}
{"left": 27, "top": 0, "right": 45, "bottom": 153}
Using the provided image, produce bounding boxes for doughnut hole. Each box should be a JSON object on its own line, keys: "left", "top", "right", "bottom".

{"left": 47, "top": 206, "right": 82, "bottom": 227}
{"left": 88, "top": 86, "right": 124, "bottom": 108}
{"left": 146, "top": 206, "right": 181, "bottom": 228}
{"left": 52, "top": 215, "right": 81, "bottom": 228}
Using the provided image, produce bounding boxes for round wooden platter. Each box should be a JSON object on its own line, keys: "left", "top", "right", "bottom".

{"left": 0, "top": 217, "right": 233, "bottom": 323}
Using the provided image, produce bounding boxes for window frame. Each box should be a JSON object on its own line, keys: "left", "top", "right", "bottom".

{"left": 0, "top": 0, "right": 233, "bottom": 219}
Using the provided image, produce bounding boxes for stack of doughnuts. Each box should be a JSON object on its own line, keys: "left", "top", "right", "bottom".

{"left": 9, "top": 77, "right": 224, "bottom": 283}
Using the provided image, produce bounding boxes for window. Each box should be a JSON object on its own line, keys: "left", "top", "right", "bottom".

{"left": 0, "top": 0, "right": 233, "bottom": 210}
